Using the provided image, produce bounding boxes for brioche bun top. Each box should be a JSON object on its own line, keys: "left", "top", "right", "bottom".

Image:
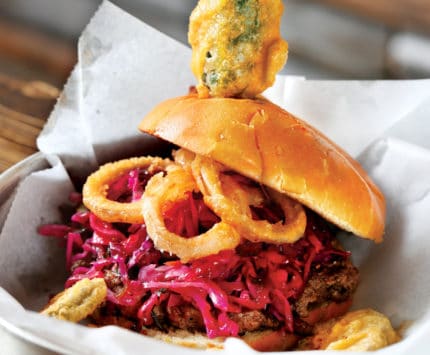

{"left": 139, "top": 94, "right": 385, "bottom": 242}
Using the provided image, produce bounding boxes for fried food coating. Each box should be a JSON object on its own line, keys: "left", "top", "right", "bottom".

{"left": 299, "top": 309, "right": 400, "bottom": 351}
{"left": 189, "top": 0, "right": 288, "bottom": 98}
{"left": 41, "top": 278, "right": 107, "bottom": 323}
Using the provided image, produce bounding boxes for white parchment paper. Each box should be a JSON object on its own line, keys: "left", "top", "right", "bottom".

{"left": 1, "top": 1, "right": 430, "bottom": 354}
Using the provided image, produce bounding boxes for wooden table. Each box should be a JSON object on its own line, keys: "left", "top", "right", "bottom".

{"left": 0, "top": 16, "right": 75, "bottom": 174}
{"left": 0, "top": 73, "right": 59, "bottom": 174}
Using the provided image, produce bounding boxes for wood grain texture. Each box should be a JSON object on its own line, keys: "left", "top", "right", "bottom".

{"left": 0, "top": 105, "right": 44, "bottom": 148}
{"left": 0, "top": 75, "right": 57, "bottom": 173}
{"left": 0, "top": 136, "right": 35, "bottom": 166}
{"left": 0, "top": 73, "right": 59, "bottom": 118}
{"left": 0, "top": 18, "right": 73, "bottom": 174}
{"left": 0, "top": 17, "right": 76, "bottom": 82}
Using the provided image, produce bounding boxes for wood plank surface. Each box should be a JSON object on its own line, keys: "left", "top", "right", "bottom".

{"left": 0, "top": 73, "right": 59, "bottom": 118}
{"left": 0, "top": 17, "right": 76, "bottom": 84}
{"left": 0, "top": 105, "right": 44, "bottom": 149}
{"left": 0, "top": 75, "right": 58, "bottom": 174}
{"left": 0, "top": 17, "right": 75, "bottom": 173}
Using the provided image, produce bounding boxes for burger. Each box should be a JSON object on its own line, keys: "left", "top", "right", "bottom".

{"left": 38, "top": 89, "right": 389, "bottom": 352}
{"left": 133, "top": 93, "right": 386, "bottom": 350}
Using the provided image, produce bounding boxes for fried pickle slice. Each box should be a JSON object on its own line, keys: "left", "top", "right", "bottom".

{"left": 41, "top": 278, "right": 107, "bottom": 323}
{"left": 299, "top": 309, "right": 400, "bottom": 351}
{"left": 189, "top": 0, "right": 288, "bottom": 98}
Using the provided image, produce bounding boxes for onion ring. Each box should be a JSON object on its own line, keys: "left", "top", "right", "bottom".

{"left": 83, "top": 157, "right": 173, "bottom": 224}
{"left": 191, "top": 155, "right": 307, "bottom": 244}
{"left": 142, "top": 165, "right": 240, "bottom": 263}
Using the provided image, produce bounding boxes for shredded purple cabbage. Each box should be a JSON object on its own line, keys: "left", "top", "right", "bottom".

{"left": 39, "top": 189, "right": 349, "bottom": 338}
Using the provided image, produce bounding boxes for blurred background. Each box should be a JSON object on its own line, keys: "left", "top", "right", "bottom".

{"left": 1, "top": 0, "right": 430, "bottom": 85}
{"left": 0, "top": 0, "right": 430, "bottom": 171}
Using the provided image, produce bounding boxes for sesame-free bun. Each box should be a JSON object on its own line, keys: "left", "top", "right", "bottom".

{"left": 139, "top": 94, "right": 385, "bottom": 242}
{"left": 143, "top": 328, "right": 298, "bottom": 351}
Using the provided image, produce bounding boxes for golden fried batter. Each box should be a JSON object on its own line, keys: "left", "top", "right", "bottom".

{"left": 300, "top": 309, "right": 400, "bottom": 351}
{"left": 41, "top": 278, "right": 107, "bottom": 323}
{"left": 189, "top": 0, "right": 288, "bottom": 98}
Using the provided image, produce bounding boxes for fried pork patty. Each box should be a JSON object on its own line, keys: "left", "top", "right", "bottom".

{"left": 145, "top": 257, "right": 359, "bottom": 335}
{"left": 295, "top": 259, "right": 360, "bottom": 319}
{"left": 91, "top": 250, "right": 359, "bottom": 336}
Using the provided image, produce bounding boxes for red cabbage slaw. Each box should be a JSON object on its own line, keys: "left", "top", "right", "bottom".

{"left": 38, "top": 168, "right": 350, "bottom": 339}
